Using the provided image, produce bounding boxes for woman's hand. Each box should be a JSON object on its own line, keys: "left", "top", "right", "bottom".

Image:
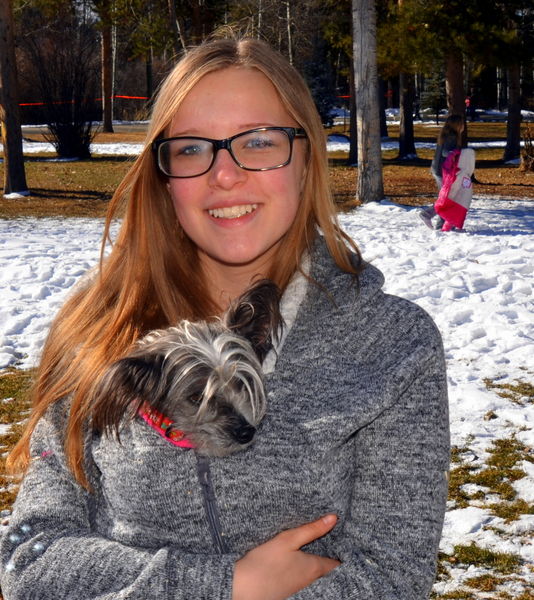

{"left": 232, "top": 514, "right": 341, "bottom": 600}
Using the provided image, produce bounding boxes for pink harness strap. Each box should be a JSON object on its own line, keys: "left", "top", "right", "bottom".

{"left": 138, "top": 404, "right": 195, "bottom": 448}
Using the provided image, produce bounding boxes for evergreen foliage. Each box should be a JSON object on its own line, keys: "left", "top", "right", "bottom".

{"left": 6, "top": 0, "right": 532, "bottom": 161}
{"left": 421, "top": 66, "right": 446, "bottom": 123}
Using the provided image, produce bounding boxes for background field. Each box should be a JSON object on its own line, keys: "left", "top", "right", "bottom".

{"left": 1, "top": 121, "right": 533, "bottom": 600}
{"left": 1, "top": 121, "right": 533, "bottom": 218}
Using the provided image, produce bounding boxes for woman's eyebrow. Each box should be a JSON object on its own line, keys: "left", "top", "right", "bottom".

{"left": 167, "top": 123, "right": 280, "bottom": 137}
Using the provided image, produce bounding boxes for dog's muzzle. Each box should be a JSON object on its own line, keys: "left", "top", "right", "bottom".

{"left": 231, "top": 419, "right": 256, "bottom": 444}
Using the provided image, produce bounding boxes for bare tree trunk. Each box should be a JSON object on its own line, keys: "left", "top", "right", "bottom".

{"left": 191, "top": 0, "right": 203, "bottom": 44}
{"left": 352, "top": 0, "right": 384, "bottom": 203}
{"left": 521, "top": 56, "right": 533, "bottom": 113}
{"left": 398, "top": 71, "right": 416, "bottom": 159}
{"left": 101, "top": 20, "right": 114, "bottom": 133}
{"left": 445, "top": 50, "right": 468, "bottom": 145}
{"left": 445, "top": 51, "right": 465, "bottom": 115}
{"left": 285, "top": 2, "right": 293, "bottom": 65}
{"left": 503, "top": 63, "right": 521, "bottom": 163}
{"left": 378, "top": 78, "right": 388, "bottom": 138}
{"left": 168, "top": 0, "right": 186, "bottom": 54}
{"left": 0, "top": 0, "right": 29, "bottom": 195}
{"left": 348, "top": 62, "right": 357, "bottom": 165}
{"left": 396, "top": 0, "right": 414, "bottom": 158}
{"left": 257, "top": 0, "right": 263, "bottom": 37}
{"left": 146, "top": 48, "right": 154, "bottom": 100}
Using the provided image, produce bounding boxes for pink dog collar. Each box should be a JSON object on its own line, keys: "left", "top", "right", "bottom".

{"left": 139, "top": 404, "right": 195, "bottom": 448}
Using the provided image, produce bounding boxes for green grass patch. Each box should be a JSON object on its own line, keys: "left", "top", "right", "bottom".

{"left": 447, "top": 463, "right": 525, "bottom": 508}
{"left": 450, "top": 543, "right": 521, "bottom": 574}
{"left": 450, "top": 438, "right": 475, "bottom": 464}
{"left": 489, "top": 499, "right": 534, "bottom": 523}
{"left": 435, "top": 551, "right": 452, "bottom": 581}
{"left": 448, "top": 436, "right": 530, "bottom": 512}
{"left": 0, "top": 368, "right": 34, "bottom": 512}
{"left": 0, "top": 368, "right": 34, "bottom": 423}
{"left": 448, "top": 464, "right": 479, "bottom": 508}
{"left": 464, "top": 573, "right": 502, "bottom": 591}
{"left": 487, "top": 437, "right": 532, "bottom": 468}
{"left": 473, "top": 466, "right": 525, "bottom": 492}
{"left": 484, "top": 378, "right": 534, "bottom": 406}
{"left": 496, "top": 592, "right": 534, "bottom": 600}
{"left": 434, "top": 590, "right": 476, "bottom": 600}
{"left": 0, "top": 484, "right": 20, "bottom": 513}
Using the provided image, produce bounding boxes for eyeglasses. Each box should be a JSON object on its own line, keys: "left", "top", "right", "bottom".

{"left": 153, "top": 126, "right": 307, "bottom": 178}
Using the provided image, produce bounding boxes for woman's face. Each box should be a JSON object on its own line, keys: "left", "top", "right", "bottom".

{"left": 166, "top": 67, "right": 307, "bottom": 283}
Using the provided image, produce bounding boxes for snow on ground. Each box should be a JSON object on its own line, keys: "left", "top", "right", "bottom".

{"left": 331, "top": 107, "right": 534, "bottom": 125}
{"left": 1, "top": 139, "right": 533, "bottom": 593}
{"left": 2, "top": 141, "right": 145, "bottom": 156}
{"left": 326, "top": 134, "right": 526, "bottom": 154}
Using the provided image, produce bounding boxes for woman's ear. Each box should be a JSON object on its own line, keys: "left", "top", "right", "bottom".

{"left": 224, "top": 280, "right": 283, "bottom": 363}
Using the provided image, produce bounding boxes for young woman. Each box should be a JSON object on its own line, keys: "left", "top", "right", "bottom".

{"left": 1, "top": 38, "right": 450, "bottom": 600}
{"left": 418, "top": 114, "right": 464, "bottom": 230}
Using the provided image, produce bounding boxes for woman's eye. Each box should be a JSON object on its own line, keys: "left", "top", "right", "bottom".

{"left": 177, "top": 144, "right": 203, "bottom": 156}
{"left": 244, "top": 136, "right": 275, "bottom": 150}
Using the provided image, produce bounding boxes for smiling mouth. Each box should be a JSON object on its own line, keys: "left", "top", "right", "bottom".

{"left": 208, "top": 204, "right": 258, "bottom": 219}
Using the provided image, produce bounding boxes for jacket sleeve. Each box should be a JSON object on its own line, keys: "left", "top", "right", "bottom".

{"left": 292, "top": 326, "right": 450, "bottom": 600}
{"left": 0, "top": 405, "right": 238, "bottom": 600}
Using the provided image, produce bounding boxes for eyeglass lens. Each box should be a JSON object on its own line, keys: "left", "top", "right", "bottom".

{"left": 158, "top": 129, "right": 293, "bottom": 177}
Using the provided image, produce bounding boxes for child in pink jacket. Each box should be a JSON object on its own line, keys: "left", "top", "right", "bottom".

{"left": 435, "top": 147, "right": 476, "bottom": 231}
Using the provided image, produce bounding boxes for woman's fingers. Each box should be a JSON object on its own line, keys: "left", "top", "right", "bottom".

{"left": 275, "top": 514, "right": 338, "bottom": 550}
{"left": 232, "top": 515, "right": 340, "bottom": 600}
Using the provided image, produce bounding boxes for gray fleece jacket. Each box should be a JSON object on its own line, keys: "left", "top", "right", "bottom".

{"left": 0, "top": 239, "right": 450, "bottom": 600}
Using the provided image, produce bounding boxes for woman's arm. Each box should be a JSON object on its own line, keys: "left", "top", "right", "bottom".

{"left": 288, "top": 334, "right": 450, "bottom": 600}
{"left": 0, "top": 408, "right": 237, "bottom": 600}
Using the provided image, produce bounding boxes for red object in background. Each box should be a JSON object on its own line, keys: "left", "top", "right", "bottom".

{"left": 19, "top": 94, "right": 150, "bottom": 107}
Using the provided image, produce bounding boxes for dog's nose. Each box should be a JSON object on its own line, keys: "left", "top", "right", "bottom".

{"left": 232, "top": 423, "right": 256, "bottom": 444}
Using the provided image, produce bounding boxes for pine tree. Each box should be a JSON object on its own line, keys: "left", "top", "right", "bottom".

{"left": 421, "top": 67, "right": 445, "bottom": 124}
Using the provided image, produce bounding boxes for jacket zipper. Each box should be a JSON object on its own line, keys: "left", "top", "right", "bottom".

{"left": 195, "top": 454, "right": 228, "bottom": 554}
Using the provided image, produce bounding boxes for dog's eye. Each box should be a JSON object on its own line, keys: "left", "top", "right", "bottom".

{"left": 188, "top": 393, "right": 203, "bottom": 405}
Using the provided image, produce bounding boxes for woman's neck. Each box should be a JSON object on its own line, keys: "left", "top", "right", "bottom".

{"left": 199, "top": 253, "right": 274, "bottom": 312}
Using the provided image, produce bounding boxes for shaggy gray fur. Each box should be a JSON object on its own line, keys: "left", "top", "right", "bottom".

{"left": 91, "top": 280, "right": 281, "bottom": 456}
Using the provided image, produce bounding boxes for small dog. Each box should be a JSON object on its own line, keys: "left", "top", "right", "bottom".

{"left": 93, "top": 280, "right": 282, "bottom": 456}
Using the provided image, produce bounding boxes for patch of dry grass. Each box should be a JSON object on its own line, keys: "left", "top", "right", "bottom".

{"left": 0, "top": 158, "right": 133, "bottom": 218}
{"left": 0, "top": 368, "right": 34, "bottom": 512}
{"left": 484, "top": 379, "right": 534, "bottom": 406}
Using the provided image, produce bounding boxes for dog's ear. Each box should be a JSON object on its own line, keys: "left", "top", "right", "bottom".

{"left": 225, "top": 279, "right": 283, "bottom": 363}
{"left": 91, "top": 354, "right": 166, "bottom": 437}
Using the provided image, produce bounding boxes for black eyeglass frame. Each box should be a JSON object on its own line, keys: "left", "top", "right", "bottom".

{"left": 152, "top": 126, "right": 308, "bottom": 178}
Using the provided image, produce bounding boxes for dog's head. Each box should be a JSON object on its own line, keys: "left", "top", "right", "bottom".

{"left": 92, "top": 280, "right": 282, "bottom": 456}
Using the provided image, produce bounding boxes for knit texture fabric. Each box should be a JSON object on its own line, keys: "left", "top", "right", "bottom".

{"left": 0, "top": 238, "right": 450, "bottom": 599}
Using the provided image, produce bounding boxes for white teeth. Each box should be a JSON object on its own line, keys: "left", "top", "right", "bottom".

{"left": 208, "top": 204, "right": 258, "bottom": 219}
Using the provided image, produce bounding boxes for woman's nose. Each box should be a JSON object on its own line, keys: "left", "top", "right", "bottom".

{"left": 208, "top": 148, "right": 247, "bottom": 189}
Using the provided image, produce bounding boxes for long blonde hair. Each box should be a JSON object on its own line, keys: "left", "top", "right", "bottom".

{"left": 8, "top": 37, "right": 362, "bottom": 487}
